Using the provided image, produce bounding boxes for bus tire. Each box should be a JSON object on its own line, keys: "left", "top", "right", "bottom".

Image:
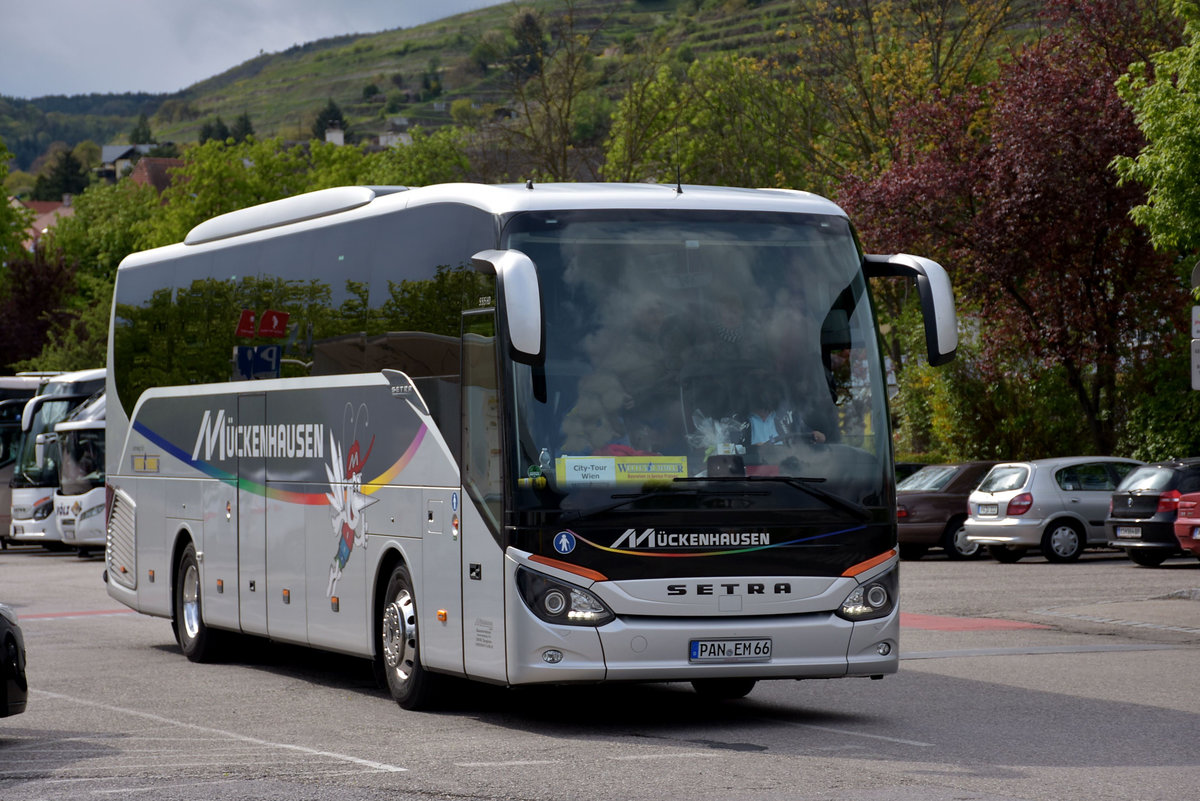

{"left": 173, "top": 542, "right": 221, "bottom": 662}
{"left": 690, "top": 678, "right": 757, "bottom": 699}
{"left": 379, "top": 563, "right": 438, "bottom": 711}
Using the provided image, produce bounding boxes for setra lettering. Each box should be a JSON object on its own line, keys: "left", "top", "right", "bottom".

{"left": 666, "top": 583, "right": 792, "bottom": 597}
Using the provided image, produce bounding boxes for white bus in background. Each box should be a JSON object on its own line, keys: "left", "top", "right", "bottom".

{"left": 53, "top": 391, "right": 106, "bottom": 556}
{"left": 9, "top": 368, "right": 105, "bottom": 549}
{"left": 104, "top": 183, "right": 956, "bottom": 709}
{"left": 0, "top": 375, "right": 55, "bottom": 547}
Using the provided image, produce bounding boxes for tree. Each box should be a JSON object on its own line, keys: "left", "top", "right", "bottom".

{"left": 788, "top": 0, "right": 1035, "bottom": 185}
{"left": 311, "top": 99, "right": 348, "bottom": 141}
{"left": 31, "top": 148, "right": 89, "bottom": 201}
{"left": 0, "top": 247, "right": 77, "bottom": 371}
{"left": 141, "top": 138, "right": 370, "bottom": 247}
{"left": 841, "top": 0, "right": 1183, "bottom": 456}
{"left": 1113, "top": 0, "right": 1200, "bottom": 256}
{"left": 199, "top": 116, "right": 231, "bottom": 144}
{"left": 1, "top": 139, "right": 34, "bottom": 263}
{"left": 603, "top": 53, "right": 822, "bottom": 189}
{"left": 130, "top": 113, "right": 155, "bottom": 144}
{"left": 47, "top": 178, "right": 162, "bottom": 277}
{"left": 230, "top": 112, "right": 255, "bottom": 143}
{"left": 16, "top": 271, "right": 113, "bottom": 372}
{"left": 489, "top": 0, "right": 613, "bottom": 180}
{"left": 360, "top": 127, "right": 471, "bottom": 186}
{"left": 71, "top": 140, "right": 101, "bottom": 171}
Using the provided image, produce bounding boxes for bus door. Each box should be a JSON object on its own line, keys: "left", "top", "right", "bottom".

{"left": 458, "top": 309, "right": 508, "bottom": 682}
{"left": 419, "top": 487, "right": 463, "bottom": 674}
{"left": 238, "top": 393, "right": 268, "bottom": 636}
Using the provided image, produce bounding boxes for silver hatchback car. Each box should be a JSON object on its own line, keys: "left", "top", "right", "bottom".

{"left": 966, "top": 457, "right": 1142, "bottom": 562}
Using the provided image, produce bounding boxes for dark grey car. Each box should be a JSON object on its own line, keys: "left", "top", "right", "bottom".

{"left": 897, "top": 461, "right": 997, "bottom": 560}
{"left": 1, "top": 602, "right": 28, "bottom": 718}
{"left": 1106, "top": 459, "right": 1200, "bottom": 567}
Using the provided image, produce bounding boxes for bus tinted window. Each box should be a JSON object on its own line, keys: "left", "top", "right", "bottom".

{"left": 112, "top": 203, "right": 496, "bottom": 418}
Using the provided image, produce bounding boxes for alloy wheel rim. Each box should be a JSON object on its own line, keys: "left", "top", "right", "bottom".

{"left": 182, "top": 563, "right": 201, "bottom": 639}
{"left": 382, "top": 589, "right": 417, "bottom": 682}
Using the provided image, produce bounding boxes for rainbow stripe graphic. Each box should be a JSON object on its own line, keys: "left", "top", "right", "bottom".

{"left": 132, "top": 420, "right": 427, "bottom": 506}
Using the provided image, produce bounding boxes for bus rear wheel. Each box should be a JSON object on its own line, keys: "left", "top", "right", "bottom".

{"left": 380, "top": 563, "right": 439, "bottom": 711}
{"left": 173, "top": 542, "right": 221, "bottom": 662}
{"left": 690, "top": 678, "right": 757, "bottom": 699}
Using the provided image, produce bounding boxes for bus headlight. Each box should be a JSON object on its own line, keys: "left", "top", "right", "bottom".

{"left": 33, "top": 500, "right": 54, "bottom": 521}
{"left": 78, "top": 504, "right": 105, "bottom": 522}
{"left": 516, "top": 566, "right": 614, "bottom": 627}
{"left": 836, "top": 569, "right": 897, "bottom": 621}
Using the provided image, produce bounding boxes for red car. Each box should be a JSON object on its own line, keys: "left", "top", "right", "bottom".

{"left": 897, "top": 461, "right": 998, "bottom": 560}
{"left": 1172, "top": 491, "right": 1200, "bottom": 561}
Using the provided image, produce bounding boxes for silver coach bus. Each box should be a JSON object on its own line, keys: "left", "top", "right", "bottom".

{"left": 104, "top": 183, "right": 956, "bottom": 709}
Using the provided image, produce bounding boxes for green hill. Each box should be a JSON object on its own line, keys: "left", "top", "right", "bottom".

{"left": 2, "top": 0, "right": 801, "bottom": 171}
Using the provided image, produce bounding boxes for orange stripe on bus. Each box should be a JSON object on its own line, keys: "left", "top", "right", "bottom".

{"left": 841, "top": 548, "right": 896, "bottom": 577}
{"left": 528, "top": 553, "right": 608, "bottom": 582}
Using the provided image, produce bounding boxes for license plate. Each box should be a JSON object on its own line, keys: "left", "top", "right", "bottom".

{"left": 979, "top": 503, "right": 998, "bottom": 516}
{"left": 689, "top": 638, "right": 772, "bottom": 663}
{"left": 1192, "top": 527, "right": 1200, "bottom": 541}
{"left": 1115, "top": 526, "right": 1141, "bottom": 539}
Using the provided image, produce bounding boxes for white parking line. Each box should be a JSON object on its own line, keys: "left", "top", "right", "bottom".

{"left": 31, "top": 690, "right": 407, "bottom": 773}
{"left": 455, "top": 759, "right": 560, "bottom": 767}
{"left": 774, "top": 721, "right": 935, "bottom": 748}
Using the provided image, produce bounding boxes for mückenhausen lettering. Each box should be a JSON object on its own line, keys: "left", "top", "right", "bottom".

{"left": 611, "top": 527, "right": 770, "bottom": 549}
{"left": 191, "top": 409, "right": 325, "bottom": 462}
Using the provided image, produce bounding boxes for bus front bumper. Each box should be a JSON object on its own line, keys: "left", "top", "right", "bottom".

{"left": 505, "top": 607, "right": 899, "bottom": 685}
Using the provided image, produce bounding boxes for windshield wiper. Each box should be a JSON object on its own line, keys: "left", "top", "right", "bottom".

{"left": 674, "top": 475, "right": 871, "bottom": 521}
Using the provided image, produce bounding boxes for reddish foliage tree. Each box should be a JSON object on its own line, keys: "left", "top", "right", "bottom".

{"left": 841, "top": 0, "right": 1183, "bottom": 454}
{"left": 0, "top": 248, "right": 77, "bottom": 372}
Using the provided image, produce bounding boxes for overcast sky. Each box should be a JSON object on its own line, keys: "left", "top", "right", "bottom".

{"left": 1, "top": 0, "right": 505, "bottom": 99}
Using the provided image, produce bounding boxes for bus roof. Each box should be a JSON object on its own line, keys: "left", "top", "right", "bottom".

{"left": 120, "top": 183, "right": 851, "bottom": 268}
{"left": 42, "top": 368, "right": 106, "bottom": 393}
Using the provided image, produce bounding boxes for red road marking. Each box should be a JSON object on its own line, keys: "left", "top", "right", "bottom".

{"left": 901, "top": 612, "right": 1050, "bottom": 631}
{"left": 20, "top": 609, "right": 136, "bottom": 620}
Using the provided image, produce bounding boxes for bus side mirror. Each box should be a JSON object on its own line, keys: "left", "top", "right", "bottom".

{"left": 471, "top": 249, "right": 545, "bottom": 365}
{"left": 34, "top": 432, "right": 56, "bottom": 469}
{"left": 864, "top": 253, "right": 958, "bottom": 366}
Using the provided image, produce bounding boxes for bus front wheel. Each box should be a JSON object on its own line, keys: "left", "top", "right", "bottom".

{"left": 173, "top": 542, "right": 221, "bottom": 662}
{"left": 379, "top": 563, "right": 438, "bottom": 711}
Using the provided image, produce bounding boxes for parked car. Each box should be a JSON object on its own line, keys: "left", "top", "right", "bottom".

{"left": 1106, "top": 459, "right": 1200, "bottom": 567}
{"left": 1172, "top": 491, "right": 1200, "bottom": 562}
{"left": 966, "top": 457, "right": 1142, "bottom": 563}
{"left": 1, "top": 602, "right": 28, "bottom": 718}
{"left": 897, "top": 461, "right": 997, "bottom": 560}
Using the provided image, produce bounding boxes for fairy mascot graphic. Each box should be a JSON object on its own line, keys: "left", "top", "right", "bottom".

{"left": 326, "top": 403, "right": 376, "bottom": 598}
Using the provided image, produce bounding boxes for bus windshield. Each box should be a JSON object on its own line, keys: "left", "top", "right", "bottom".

{"left": 504, "top": 209, "right": 889, "bottom": 517}
{"left": 11, "top": 398, "right": 75, "bottom": 488}
{"left": 59, "top": 428, "right": 105, "bottom": 496}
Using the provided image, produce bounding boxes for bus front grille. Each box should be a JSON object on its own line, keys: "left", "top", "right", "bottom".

{"left": 106, "top": 488, "right": 137, "bottom": 590}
